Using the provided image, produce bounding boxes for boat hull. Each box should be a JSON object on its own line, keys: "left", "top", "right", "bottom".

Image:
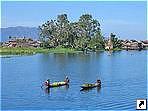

{"left": 80, "top": 83, "right": 101, "bottom": 89}
{"left": 46, "top": 81, "right": 68, "bottom": 88}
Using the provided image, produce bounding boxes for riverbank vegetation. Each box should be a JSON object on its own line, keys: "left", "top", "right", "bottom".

{"left": 0, "top": 47, "right": 80, "bottom": 55}
{"left": 0, "top": 47, "right": 48, "bottom": 55}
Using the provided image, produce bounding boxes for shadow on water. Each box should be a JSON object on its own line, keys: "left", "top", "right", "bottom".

{"left": 80, "top": 86, "right": 101, "bottom": 93}
{"left": 42, "top": 85, "right": 69, "bottom": 95}
{"left": 45, "top": 87, "right": 50, "bottom": 94}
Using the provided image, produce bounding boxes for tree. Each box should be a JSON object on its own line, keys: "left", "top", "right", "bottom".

{"left": 110, "top": 33, "right": 122, "bottom": 49}
{"left": 56, "top": 14, "right": 69, "bottom": 45}
{"left": 75, "top": 14, "right": 102, "bottom": 51}
{"left": 39, "top": 14, "right": 72, "bottom": 48}
{"left": 77, "top": 14, "right": 101, "bottom": 38}
{"left": 39, "top": 13, "right": 105, "bottom": 51}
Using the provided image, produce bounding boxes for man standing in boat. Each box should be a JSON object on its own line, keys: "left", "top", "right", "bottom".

{"left": 96, "top": 79, "right": 101, "bottom": 86}
{"left": 45, "top": 79, "right": 50, "bottom": 87}
{"left": 64, "top": 76, "right": 70, "bottom": 84}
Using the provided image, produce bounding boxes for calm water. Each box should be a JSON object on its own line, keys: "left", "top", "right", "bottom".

{"left": 1, "top": 50, "right": 147, "bottom": 110}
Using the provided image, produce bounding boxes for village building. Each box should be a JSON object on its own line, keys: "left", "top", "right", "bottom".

{"left": 1, "top": 37, "right": 41, "bottom": 48}
{"left": 121, "top": 39, "right": 147, "bottom": 50}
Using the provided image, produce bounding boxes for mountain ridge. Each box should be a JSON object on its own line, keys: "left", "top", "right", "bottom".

{"left": 1, "top": 26, "right": 39, "bottom": 42}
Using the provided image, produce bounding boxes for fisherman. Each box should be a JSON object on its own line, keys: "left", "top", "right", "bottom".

{"left": 64, "top": 76, "right": 70, "bottom": 83}
{"left": 96, "top": 79, "right": 101, "bottom": 86}
{"left": 45, "top": 79, "right": 50, "bottom": 87}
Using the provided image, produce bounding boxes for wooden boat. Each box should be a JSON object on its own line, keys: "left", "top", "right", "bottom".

{"left": 45, "top": 77, "right": 70, "bottom": 88}
{"left": 81, "top": 83, "right": 100, "bottom": 89}
{"left": 80, "top": 80, "right": 101, "bottom": 89}
{"left": 49, "top": 81, "right": 69, "bottom": 88}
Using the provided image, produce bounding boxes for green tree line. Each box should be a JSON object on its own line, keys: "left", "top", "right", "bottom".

{"left": 39, "top": 14, "right": 122, "bottom": 51}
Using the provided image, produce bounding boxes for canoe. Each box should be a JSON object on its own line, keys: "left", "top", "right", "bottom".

{"left": 48, "top": 81, "right": 68, "bottom": 88}
{"left": 80, "top": 83, "right": 100, "bottom": 89}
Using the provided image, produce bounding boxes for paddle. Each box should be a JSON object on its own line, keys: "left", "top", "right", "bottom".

{"left": 41, "top": 82, "right": 46, "bottom": 89}
{"left": 41, "top": 83, "right": 44, "bottom": 89}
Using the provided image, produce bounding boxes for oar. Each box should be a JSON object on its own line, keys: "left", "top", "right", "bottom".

{"left": 41, "top": 83, "right": 44, "bottom": 89}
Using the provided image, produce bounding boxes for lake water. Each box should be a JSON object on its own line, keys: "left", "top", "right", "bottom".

{"left": 1, "top": 50, "right": 147, "bottom": 110}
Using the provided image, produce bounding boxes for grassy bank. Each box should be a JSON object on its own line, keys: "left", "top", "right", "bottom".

{"left": 0, "top": 47, "right": 129, "bottom": 55}
{"left": 0, "top": 47, "right": 81, "bottom": 55}
{"left": 0, "top": 47, "right": 49, "bottom": 55}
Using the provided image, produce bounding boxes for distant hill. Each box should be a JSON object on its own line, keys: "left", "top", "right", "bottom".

{"left": 1, "top": 26, "right": 39, "bottom": 42}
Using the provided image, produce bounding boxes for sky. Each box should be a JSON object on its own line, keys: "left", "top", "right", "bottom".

{"left": 1, "top": 1, "right": 147, "bottom": 40}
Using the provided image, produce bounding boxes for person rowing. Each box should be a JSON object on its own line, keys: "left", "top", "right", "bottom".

{"left": 41, "top": 79, "right": 50, "bottom": 88}
{"left": 64, "top": 76, "right": 70, "bottom": 83}
{"left": 45, "top": 79, "right": 50, "bottom": 87}
{"left": 96, "top": 79, "right": 101, "bottom": 86}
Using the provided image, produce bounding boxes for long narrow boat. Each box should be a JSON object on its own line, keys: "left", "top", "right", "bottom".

{"left": 80, "top": 80, "right": 101, "bottom": 89}
{"left": 49, "top": 81, "right": 69, "bottom": 88}
{"left": 81, "top": 83, "right": 100, "bottom": 89}
{"left": 45, "top": 77, "right": 70, "bottom": 88}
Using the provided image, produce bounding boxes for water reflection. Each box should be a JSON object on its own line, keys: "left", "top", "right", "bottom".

{"left": 42, "top": 85, "right": 69, "bottom": 95}
{"left": 107, "top": 50, "right": 113, "bottom": 56}
{"left": 45, "top": 87, "right": 50, "bottom": 94}
{"left": 106, "top": 50, "right": 122, "bottom": 56}
{"left": 2, "top": 50, "right": 147, "bottom": 110}
{"left": 80, "top": 86, "right": 101, "bottom": 93}
{"left": 65, "top": 84, "right": 69, "bottom": 90}
{"left": 97, "top": 87, "right": 101, "bottom": 93}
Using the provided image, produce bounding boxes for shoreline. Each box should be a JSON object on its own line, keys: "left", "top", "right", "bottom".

{"left": 0, "top": 47, "right": 82, "bottom": 55}
{"left": 0, "top": 47, "right": 147, "bottom": 55}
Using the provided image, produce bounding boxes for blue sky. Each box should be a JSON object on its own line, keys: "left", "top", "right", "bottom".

{"left": 1, "top": 1, "right": 147, "bottom": 40}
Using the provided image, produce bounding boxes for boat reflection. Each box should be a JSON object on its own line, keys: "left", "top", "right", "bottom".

{"left": 97, "top": 86, "right": 101, "bottom": 93}
{"left": 80, "top": 86, "right": 101, "bottom": 93}
{"left": 65, "top": 84, "right": 69, "bottom": 90}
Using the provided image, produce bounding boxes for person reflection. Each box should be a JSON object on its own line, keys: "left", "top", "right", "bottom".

{"left": 97, "top": 86, "right": 101, "bottom": 93}
{"left": 45, "top": 87, "right": 50, "bottom": 94}
{"left": 65, "top": 84, "right": 69, "bottom": 90}
{"left": 80, "top": 87, "right": 101, "bottom": 93}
